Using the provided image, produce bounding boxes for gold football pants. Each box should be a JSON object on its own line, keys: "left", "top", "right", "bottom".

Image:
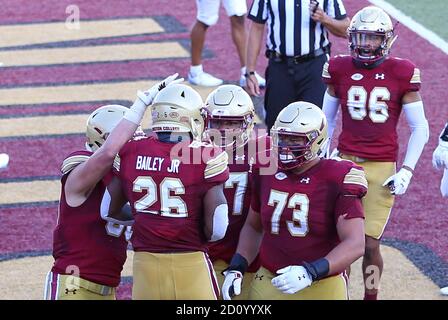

{"left": 44, "top": 272, "right": 115, "bottom": 300}
{"left": 248, "top": 266, "right": 349, "bottom": 300}
{"left": 132, "top": 251, "right": 219, "bottom": 300}
{"left": 339, "top": 154, "right": 395, "bottom": 239}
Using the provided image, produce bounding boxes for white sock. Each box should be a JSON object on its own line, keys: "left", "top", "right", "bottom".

{"left": 241, "top": 66, "right": 247, "bottom": 75}
{"left": 190, "top": 64, "right": 203, "bottom": 76}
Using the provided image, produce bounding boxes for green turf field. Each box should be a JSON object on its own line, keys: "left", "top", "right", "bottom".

{"left": 383, "top": 0, "right": 448, "bottom": 41}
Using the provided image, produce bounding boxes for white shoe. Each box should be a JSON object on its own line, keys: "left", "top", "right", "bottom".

{"left": 441, "top": 287, "right": 448, "bottom": 296}
{"left": 188, "top": 71, "right": 223, "bottom": 87}
{"left": 239, "top": 71, "right": 266, "bottom": 88}
{"left": 0, "top": 153, "right": 9, "bottom": 169}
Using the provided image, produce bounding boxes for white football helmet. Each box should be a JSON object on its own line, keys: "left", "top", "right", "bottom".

{"left": 86, "top": 104, "right": 128, "bottom": 152}
{"left": 271, "top": 101, "right": 328, "bottom": 170}
{"left": 348, "top": 6, "right": 396, "bottom": 66}
{"left": 150, "top": 84, "right": 205, "bottom": 141}
{"left": 204, "top": 84, "right": 255, "bottom": 148}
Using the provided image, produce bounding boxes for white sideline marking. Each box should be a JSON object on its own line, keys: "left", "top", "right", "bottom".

{"left": 368, "top": 0, "right": 448, "bottom": 55}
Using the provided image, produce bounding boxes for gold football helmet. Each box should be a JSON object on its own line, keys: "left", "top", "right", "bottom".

{"left": 348, "top": 6, "right": 396, "bottom": 65}
{"left": 151, "top": 83, "right": 205, "bottom": 140}
{"left": 86, "top": 104, "right": 128, "bottom": 152}
{"left": 204, "top": 84, "right": 255, "bottom": 148}
{"left": 271, "top": 101, "right": 328, "bottom": 170}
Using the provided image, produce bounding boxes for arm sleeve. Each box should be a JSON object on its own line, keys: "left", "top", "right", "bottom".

{"left": 248, "top": 0, "right": 268, "bottom": 23}
{"left": 402, "top": 101, "right": 430, "bottom": 170}
{"left": 441, "top": 169, "right": 448, "bottom": 197}
{"left": 322, "top": 91, "right": 340, "bottom": 142}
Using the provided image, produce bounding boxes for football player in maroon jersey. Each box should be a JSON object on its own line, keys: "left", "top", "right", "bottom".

{"left": 322, "top": 6, "right": 429, "bottom": 300}
{"left": 222, "top": 101, "right": 367, "bottom": 300}
{"left": 203, "top": 84, "right": 270, "bottom": 299}
{"left": 105, "top": 84, "right": 230, "bottom": 300}
{"left": 45, "top": 74, "right": 182, "bottom": 300}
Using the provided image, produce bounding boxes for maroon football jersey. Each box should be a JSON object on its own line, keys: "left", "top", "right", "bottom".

{"left": 323, "top": 55, "right": 421, "bottom": 161}
{"left": 207, "top": 136, "right": 270, "bottom": 273}
{"left": 115, "top": 136, "right": 229, "bottom": 253}
{"left": 251, "top": 158, "right": 367, "bottom": 276}
{"left": 52, "top": 150, "right": 128, "bottom": 288}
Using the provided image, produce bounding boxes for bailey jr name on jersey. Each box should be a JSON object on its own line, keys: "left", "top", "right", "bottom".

{"left": 135, "top": 155, "right": 180, "bottom": 173}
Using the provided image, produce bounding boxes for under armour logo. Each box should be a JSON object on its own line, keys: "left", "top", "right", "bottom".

{"left": 300, "top": 177, "right": 310, "bottom": 184}
{"left": 65, "top": 288, "right": 77, "bottom": 295}
{"left": 375, "top": 73, "right": 385, "bottom": 80}
{"left": 255, "top": 274, "right": 264, "bottom": 281}
{"left": 235, "top": 155, "right": 245, "bottom": 161}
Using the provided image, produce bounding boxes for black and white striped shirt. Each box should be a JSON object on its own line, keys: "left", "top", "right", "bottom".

{"left": 248, "top": 0, "right": 347, "bottom": 57}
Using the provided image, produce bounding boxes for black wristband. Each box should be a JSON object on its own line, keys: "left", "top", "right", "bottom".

{"left": 222, "top": 253, "right": 248, "bottom": 275}
{"left": 440, "top": 122, "right": 448, "bottom": 142}
{"left": 302, "top": 258, "right": 329, "bottom": 281}
{"left": 244, "top": 71, "right": 256, "bottom": 78}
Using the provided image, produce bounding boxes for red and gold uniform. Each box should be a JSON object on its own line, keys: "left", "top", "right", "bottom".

{"left": 322, "top": 55, "right": 421, "bottom": 238}
{"left": 115, "top": 136, "right": 229, "bottom": 300}
{"left": 45, "top": 151, "right": 128, "bottom": 300}
{"left": 249, "top": 158, "right": 367, "bottom": 300}
{"left": 208, "top": 136, "right": 270, "bottom": 299}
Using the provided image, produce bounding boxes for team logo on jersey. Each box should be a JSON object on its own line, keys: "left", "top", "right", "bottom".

{"left": 375, "top": 73, "right": 385, "bottom": 80}
{"left": 235, "top": 154, "right": 245, "bottom": 161}
{"left": 275, "top": 172, "right": 287, "bottom": 180}
{"left": 300, "top": 177, "right": 310, "bottom": 184}
{"left": 351, "top": 73, "right": 363, "bottom": 81}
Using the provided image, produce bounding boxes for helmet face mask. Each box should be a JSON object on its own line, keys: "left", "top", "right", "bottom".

{"left": 271, "top": 102, "right": 328, "bottom": 171}
{"left": 204, "top": 85, "right": 255, "bottom": 149}
{"left": 348, "top": 6, "right": 396, "bottom": 66}
{"left": 349, "top": 31, "right": 388, "bottom": 61}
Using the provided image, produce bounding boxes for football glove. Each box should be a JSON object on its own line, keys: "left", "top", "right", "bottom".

{"left": 137, "top": 73, "right": 184, "bottom": 106}
{"left": 271, "top": 265, "right": 312, "bottom": 294}
{"left": 222, "top": 270, "right": 243, "bottom": 300}
{"left": 124, "top": 73, "right": 184, "bottom": 124}
{"left": 432, "top": 141, "right": 448, "bottom": 170}
{"left": 383, "top": 167, "right": 413, "bottom": 195}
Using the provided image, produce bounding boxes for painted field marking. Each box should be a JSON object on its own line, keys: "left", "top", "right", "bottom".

{"left": 0, "top": 42, "right": 189, "bottom": 67}
{"left": 0, "top": 180, "right": 60, "bottom": 205}
{"left": 0, "top": 81, "right": 216, "bottom": 107}
{"left": 0, "top": 112, "right": 153, "bottom": 138}
{"left": 0, "top": 18, "right": 164, "bottom": 48}
{"left": 369, "top": 0, "right": 448, "bottom": 54}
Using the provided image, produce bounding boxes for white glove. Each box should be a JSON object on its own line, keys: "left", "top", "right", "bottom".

{"left": 221, "top": 270, "right": 243, "bottom": 300}
{"left": 124, "top": 73, "right": 184, "bottom": 124}
{"left": 271, "top": 265, "right": 312, "bottom": 294}
{"left": 137, "top": 73, "right": 184, "bottom": 106}
{"left": 383, "top": 167, "right": 413, "bottom": 195}
{"left": 432, "top": 141, "right": 448, "bottom": 170}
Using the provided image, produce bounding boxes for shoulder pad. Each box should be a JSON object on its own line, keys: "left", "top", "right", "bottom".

{"left": 204, "top": 151, "right": 228, "bottom": 180}
{"left": 61, "top": 152, "right": 91, "bottom": 175}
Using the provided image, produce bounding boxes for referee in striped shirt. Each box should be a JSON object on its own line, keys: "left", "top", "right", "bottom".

{"left": 245, "top": 0, "right": 350, "bottom": 130}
